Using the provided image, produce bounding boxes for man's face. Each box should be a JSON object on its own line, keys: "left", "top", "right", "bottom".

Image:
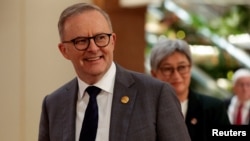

{"left": 233, "top": 76, "right": 250, "bottom": 102}
{"left": 58, "top": 10, "right": 116, "bottom": 84}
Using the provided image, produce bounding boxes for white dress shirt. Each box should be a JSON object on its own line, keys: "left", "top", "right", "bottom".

{"left": 75, "top": 62, "right": 116, "bottom": 141}
{"left": 227, "top": 95, "right": 250, "bottom": 124}
{"left": 181, "top": 99, "right": 188, "bottom": 119}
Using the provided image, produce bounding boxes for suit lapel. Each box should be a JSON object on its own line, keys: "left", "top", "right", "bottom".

{"left": 109, "top": 65, "right": 137, "bottom": 141}
{"left": 185, "top": 91, "right": 202, "bottom": 127}
{"left": 61, "top": 78, "right": 78, "bottom": 141}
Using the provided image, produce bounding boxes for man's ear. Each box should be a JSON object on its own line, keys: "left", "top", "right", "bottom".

{"left": 111, "top": 33, "right": 116, "bottom": 46}
{"left": 58, "top": 43, "right": 70, "bottom": 60}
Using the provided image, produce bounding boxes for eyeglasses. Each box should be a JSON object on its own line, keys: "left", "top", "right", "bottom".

{"left": 159, "top": 65, "right": 191, "bottom": 76}
{"left": 235, "top": 82, "right": 250, "bottom": 88}
{"left": 62, "top": 33, "right": 112, "bottom": 51}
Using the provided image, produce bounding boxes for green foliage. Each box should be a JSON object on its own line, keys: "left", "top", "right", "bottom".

{"left": 208, "top": 5, "right": 250, "bottom": 37}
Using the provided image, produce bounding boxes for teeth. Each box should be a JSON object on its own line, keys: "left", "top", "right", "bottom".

{"left": 87, "top": 57, "right": 100, "bottom": 61}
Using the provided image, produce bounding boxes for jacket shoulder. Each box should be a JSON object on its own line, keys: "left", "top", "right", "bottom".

{"left": 115, "top": 64, "right": 167, "bottom": 86}
{"left": 45, "top": 78, "right": 78, "bottom": 102}
{"left": 191, "top": 91, "right": 226, "bottom": 108}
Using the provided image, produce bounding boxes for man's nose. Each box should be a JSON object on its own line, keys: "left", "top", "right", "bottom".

{"left": 87, "top": 39, "right": 99, "bottom": 51}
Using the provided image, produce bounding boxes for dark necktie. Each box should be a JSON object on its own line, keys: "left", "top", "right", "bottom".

{"left": 79, "top": 86, "right": 101, "bottom": 141}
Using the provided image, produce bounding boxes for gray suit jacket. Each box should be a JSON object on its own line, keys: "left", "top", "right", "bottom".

{"left": 38, "top": 64, "right": 191, "bottom": 141}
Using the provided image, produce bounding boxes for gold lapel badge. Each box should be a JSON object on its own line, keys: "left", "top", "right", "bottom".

{"left": 190, "top": 118, "right": 197, "bottom": 125}
{"left": 121, "top": 96, "right": 129, "bottom": 104}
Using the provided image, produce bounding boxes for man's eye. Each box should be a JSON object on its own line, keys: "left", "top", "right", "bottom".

{"left": 75, "top": 38, "right": 88, "bottom": 44}
{"left": 96, "top": 35, "right": 107, "bottom": 41}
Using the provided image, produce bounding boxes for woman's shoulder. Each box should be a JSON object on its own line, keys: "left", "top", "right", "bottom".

{"left": 191, "top": 91, "right": 225, "bottom": 107}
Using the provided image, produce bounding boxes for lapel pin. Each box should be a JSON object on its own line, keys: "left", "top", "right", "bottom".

{"left": 121, "top": 96, "right": 129, "bottom": 104}
{"left": 190, "top": 118, "right": 197, "bottom": 125}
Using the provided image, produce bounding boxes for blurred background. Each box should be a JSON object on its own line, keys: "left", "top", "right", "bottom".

{"left": 144, "top": 0, "right": 250, "bottom": 99}
{"left": 1, "top": 0, "right": 250, "bottom": 140}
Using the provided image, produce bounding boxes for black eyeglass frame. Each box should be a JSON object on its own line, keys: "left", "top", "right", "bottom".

{"left": 158, "top": 64, "right": 191, "bottom": 76}
{"left": 62, "top": 33, "right": 112, "bottom": 51}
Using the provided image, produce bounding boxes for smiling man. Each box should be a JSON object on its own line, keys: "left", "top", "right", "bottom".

{"left": 38, "top": 3, "right": 191, "bottom": 141}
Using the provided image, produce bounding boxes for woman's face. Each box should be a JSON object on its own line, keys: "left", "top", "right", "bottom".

{"left": 151, "top": 51, "right": 191, "bottom": 96}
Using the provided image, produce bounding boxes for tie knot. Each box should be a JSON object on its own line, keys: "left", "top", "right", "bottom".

{"left": 239, "top": 103, "right": 244, "bottom": 109}
{"left": 86, "top": 86, "right": 101, "bottom": 97}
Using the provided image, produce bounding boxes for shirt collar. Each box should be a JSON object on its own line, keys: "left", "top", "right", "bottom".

{"left": 231, "top": 95, "right": 250, "bottom": 107}
{"left": 77, "top": 62, "right": 116, "bottom": 99}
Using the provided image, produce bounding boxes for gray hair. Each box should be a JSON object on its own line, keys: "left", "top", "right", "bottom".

{"left": 150, "top": 38, "right": 192, "bottom": 70}
{"left": 58, "top": 3, "right": 113, "bottom": 40}
{"left": 232, "top": 68, "right": 250, "bottom": 85}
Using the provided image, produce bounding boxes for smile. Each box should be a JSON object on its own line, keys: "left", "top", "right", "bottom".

{"left": 85, "top": 56, "right": 103, "bottom": 61}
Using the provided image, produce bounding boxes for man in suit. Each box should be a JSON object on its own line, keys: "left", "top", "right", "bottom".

{"left": 225, "top": 68, "right": 250, "bottom": 125}
{"left": 150, "top": 38, "right": 230, "bottom": 141}
{"left": 38, "top": 3, "right": 191, "bottom": 141}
